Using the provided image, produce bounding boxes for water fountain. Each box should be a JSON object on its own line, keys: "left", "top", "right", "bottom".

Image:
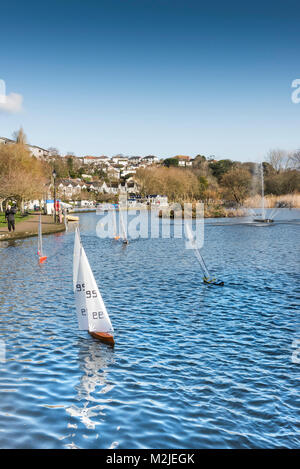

{"left": 253, "top": 163, "right": 274, "bottom": 224}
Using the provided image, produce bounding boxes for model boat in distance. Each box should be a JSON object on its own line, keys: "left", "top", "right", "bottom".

{"left": 112, "top": 206, "right": 120, "bottom": 240}
{"left": 186, "top": 224, "right": 224, "bottom": 286}
{"left": 37, "top": 214, "right": 47, "bottom": 264}
{"left": 73, "top": 226, "right": 115, "bottom": 346}
{"left": 119, "top": 210, "right": 129, "bottom": 245}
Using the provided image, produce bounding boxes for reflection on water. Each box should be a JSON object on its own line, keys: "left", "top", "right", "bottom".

{"left": 66, "top": 340, "right": 115, "bottom": 432}
{"left": 0, "top": 209, "right": 299, "bottom": 448}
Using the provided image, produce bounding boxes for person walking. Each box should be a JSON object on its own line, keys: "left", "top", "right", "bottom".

{"left": 5, "top": 205, "right": 17, "bottom": 232}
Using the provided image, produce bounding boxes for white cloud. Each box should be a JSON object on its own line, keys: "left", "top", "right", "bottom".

{"left": 0, "top": 92, "right": 23, "bottom": 113}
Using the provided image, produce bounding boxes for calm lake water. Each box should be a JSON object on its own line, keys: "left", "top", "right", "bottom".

{"left": 0, "top": 209, "right": 299, "bottom": 448}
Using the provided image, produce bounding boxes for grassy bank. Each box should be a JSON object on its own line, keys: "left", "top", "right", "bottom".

{"left": 0, "top": 213, "right": 66, "bottom": 241}
{"left": 244, "top": 193, "right": 300, "bottom": 209}
{"left": 0, "top": 212, "right": 32, "bottom": 227}
{"left": 159, "top": 204, "right": 248, "bottom": 219}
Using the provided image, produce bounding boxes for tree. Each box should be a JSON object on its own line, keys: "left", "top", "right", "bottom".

{"left": 221, "top": 167, "right": 252, "bottom": 205}
{"left": 193, "top": 155, "right": 206, "bottom": 168}
{"left": 209, "top": 159, "right": 234, "bottom": 181}
{"left": 0, "top": 143, "right": 47, "bottom": 211}
{"left": 52, "top": 156, "right": 69, "bottom": 178}
{"left": 12, "top": 127, "right": 27, "bottom": 145}
{"left": 289, "top": 150, "right": 300, "bottom": 170}
{"left": 265, "top": 170, "right": 300, "bottom": 195}
{"left": 47, "top": 147, "right": 60, "bottom": 156}
{"left": 135, "top": 166, "right": 200, "bottom": 202}
{"left": 267, "top": 149, "right": 289, "bottom": 172}
{"left": 66, "top": 156, "right": 76, "bottom": 177}
{"left": 163, "top": 158, "right": 179, "bottom": 168}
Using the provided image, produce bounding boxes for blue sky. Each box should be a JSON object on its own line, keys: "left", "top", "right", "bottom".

{"left": 0, "top": 0, "right": 299, "bottom": 161}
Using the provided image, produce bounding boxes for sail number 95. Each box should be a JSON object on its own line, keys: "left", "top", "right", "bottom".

{"left": 76, "top": 284, "right": 97, "bottom": 298}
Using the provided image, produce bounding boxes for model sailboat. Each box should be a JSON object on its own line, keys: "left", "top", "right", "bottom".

{"left": 119, "top": 210, "right": 128, "bottom": 245}
{"left": 73, "top": 227, "right": 115, "bottom": 346}
{"left": 112, "top": 207, "right": 120, "bottom": 240}
{"left": 37, "top": 214, "right": 47, "bottom": 264}
{"left": 186, "top": 224, "right": 224, "bottom": 286}
{"left": 73, "top": 226, "right": 81, "bottom": 290}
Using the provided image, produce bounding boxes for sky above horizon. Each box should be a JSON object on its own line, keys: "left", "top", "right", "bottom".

{"left": 0, "top": 0, "right": 300, "bottom": 162}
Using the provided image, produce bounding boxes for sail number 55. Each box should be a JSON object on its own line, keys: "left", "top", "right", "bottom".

{"left": 76, "top": 284, "right": 97, "bottom": 298}
{"left": 92, "top": 311, "right": 104, "bottom": 320}
{"left": 81, "top": 309, "right": 103, "bottom": 320}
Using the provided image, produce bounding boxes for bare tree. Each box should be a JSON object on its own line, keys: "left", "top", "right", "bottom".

{"left": 267, "top": 149, "right": 289, "bottom": 172}
{"left": 12, "top": 127, "right": 27, "bottom": 145}
{"left": 0, "top": 143, "right": 46, "bottom": 212}
{"left": 289, "top": 150, "right": 300, "bottom": 170}
{"left": 47, "top": 147, "right": 60, "bottom": 156}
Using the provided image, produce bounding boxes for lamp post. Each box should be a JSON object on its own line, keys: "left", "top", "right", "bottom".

{"left": 52, "top": 168, "right": 57, "bottom": 223}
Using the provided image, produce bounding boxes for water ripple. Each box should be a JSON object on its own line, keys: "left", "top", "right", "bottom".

{"left": 0, "top": 210, "right": 299, "bottom": 448}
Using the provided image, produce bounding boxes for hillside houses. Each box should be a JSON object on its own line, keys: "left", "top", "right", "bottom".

{"left": 77, "top": 153, "right": 160, "bottom": 179}
{"left": 0, "top": 136, "right": 52, "bottom": 160}
{"left": 81, "top": 155, "right": 110, "bottom": 166}
{"left": 55, "top": 178, "right": 138, "bottom": 200}
{"left": 0, "top": 136, "right": 161, "bottom": 176}
{"left": 174, "top": 155, "right": 193, "bottom": 167}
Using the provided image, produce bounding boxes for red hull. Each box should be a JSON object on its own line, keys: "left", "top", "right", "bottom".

{"left": 39, "top": 256, "right": 47, "bottom": 264}
{"left": 89, "top": 331, "right": 115, "bottom": 346}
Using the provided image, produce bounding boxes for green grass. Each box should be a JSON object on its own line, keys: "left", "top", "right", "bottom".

{"left": 0, "top": 212, "right": 32, "bottom": 227}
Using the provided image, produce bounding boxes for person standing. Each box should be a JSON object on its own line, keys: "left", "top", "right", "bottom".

{"left": 5, "top": 205, "right": 17, "bottom": 232}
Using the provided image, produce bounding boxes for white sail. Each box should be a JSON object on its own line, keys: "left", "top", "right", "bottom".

{"left": 74, "top": 245, "right": 90, "bottom": 331}
{"left": 119, "top": 210, "right": 127, "bottom": 242}
{"left": 186, "top": 224, "right": 210, "bottom": 279}
{"left": 73, "top": 226, "right": 81, "bottom": 291}
{"left": 38, "top": 214, "right": 43, "bottom": 257}
{"left": 75, "top": 245, "right": 114, "bottom": 334}
{"left": 112, "top": 207, "right": 118, "bottom": 238}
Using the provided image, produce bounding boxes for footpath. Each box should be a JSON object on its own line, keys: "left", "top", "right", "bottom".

{"left": 0, "top": 213, "right": 66, "bottom": 241}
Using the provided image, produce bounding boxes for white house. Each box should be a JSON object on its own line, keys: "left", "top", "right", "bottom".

{"left": 111, "top": 156, "right": 129, "bottom": 165}
{"left": 121, "top": 169, "right": 137, "bottom": 177}
{"left": 27, "top": 145, "right": 51, "bottom": 159}
{"left": 0, "top": 136, "right": 51, "bottom": 159}
{"left": 129, "top": 156, "right": 142, "bottom": 164}
{"left": 174, "top": 155, "right": 192, "bottom": 167}
{"left": 107, "top": 167, "right": 120, "bottom": 179}
{"left": 82, "top": 156, "right": 109, "bottom": 165}
{"left": 142, "top": 155, "right": 159, "bottom": 165}
{"left": 0, "top": 136, "right": 15, "bottom": 145}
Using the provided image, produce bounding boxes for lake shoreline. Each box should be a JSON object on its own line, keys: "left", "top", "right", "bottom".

{"left": 0, "top": 213, "right": 66, "bottom": 241}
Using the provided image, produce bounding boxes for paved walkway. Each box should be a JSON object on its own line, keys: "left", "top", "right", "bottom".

{"left": 0, "top": 213, "right": 66, "bottom": 241}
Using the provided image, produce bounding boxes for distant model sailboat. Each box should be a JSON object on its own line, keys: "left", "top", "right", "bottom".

{"left": 73, "top": 226, "right": 81, "bottom": 290}
{"left": 37, "top": 214, "right": 47, "bottom": 264}
{"left": 73, "top": 227, "right": 115, "bottom": 346}
{"left": 119, "top": 210, "right": 128, "bottom": 245}
{"left": 186, "top": 224, "right": 224, "bottom": 286}
{"left": 112, "top": 207, "right": 120, "bottom": 240}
